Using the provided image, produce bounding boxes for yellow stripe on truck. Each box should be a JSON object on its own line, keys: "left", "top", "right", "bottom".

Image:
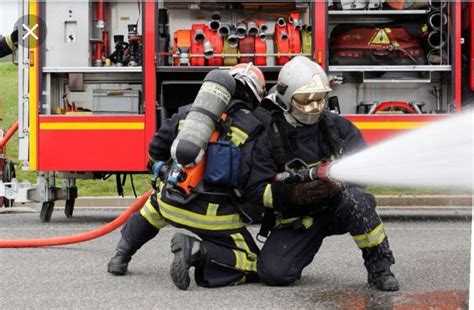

{"left": 28, "top": 2, "right": 38, "bottom": 171}
{"left": 353, "top": 122, "right": 426, "bottom": 130}
{"left": 39, "top": 122, "right": 145, "bottom": 130}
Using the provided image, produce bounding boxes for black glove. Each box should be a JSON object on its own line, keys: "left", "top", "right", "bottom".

{"left": 292, "top": 179, "right": 342, "bottom": 206}
{"left": 272, "top": 179, "right": 342, "bottom": 210}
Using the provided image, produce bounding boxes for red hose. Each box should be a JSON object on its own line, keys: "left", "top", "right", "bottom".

{"left": 0, "top": 190, "right": 153, "bottom": 248}
{"left": 0, "top": 121, "right": 19, "bottom": 149}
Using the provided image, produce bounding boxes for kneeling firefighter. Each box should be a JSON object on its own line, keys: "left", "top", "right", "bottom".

{"left": 247, "top": 56, "right": 399, "bottom": 291}
{"left": 0, "top": 30, "right": 17, "bottom": 59}
{"left": 107, "top": 63, "right": 266, "bottom": 290}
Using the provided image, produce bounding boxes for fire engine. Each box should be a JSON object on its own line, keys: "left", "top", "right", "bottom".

{"left": 0, "top": 0, "right": 471, "bottom": 222}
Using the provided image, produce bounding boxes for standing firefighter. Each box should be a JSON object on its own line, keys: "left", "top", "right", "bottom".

{"left": 107, "top": 64, "right": 266, "bottom": 290}
{"left": 247, "top": 56, "right": 399, "bottom": 291}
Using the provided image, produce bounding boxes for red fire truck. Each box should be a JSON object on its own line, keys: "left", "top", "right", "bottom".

{"left": 0, "top": 0, "right": 471, "bottom": 221}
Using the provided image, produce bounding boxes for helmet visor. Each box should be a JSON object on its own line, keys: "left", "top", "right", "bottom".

{"left": 291, "top": 97, "right": 326, "bottom": 114}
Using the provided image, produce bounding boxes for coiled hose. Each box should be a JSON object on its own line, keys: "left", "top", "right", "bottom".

{"left": 0, "top": 190, "right": 152, "bottom": 248}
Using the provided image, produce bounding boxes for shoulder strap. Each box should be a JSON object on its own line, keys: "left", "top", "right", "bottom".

{"left": 268, "top": 112, "right": 294, "bottom": 170}
{"left": 318, "top": 112, "right": 344, "bottom": 158}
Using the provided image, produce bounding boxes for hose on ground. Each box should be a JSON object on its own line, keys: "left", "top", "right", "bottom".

{"left": 0, "top": 190, "right": 153, "bottom": 248}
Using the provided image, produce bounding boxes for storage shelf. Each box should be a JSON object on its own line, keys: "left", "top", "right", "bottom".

{"left": 328, "top": 9, "right": 430, "bottom": 15}
{"left": 156, "top": 66, "right": 281, "bottom": 73}
{"left": 329, "top": 65, "right": 452, "bottom": 72}
{"left": 43, "top": 67, "right": 143, "bottom": 73}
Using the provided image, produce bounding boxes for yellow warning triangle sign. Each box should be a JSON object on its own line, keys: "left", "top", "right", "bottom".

{"left": 370, "top": 29, "right": 391, "bottom": 45}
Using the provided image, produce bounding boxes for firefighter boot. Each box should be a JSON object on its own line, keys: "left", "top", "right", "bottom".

{"left": 107, "top": 238, "right": 137, "bottom": 276}
{"left": 170, "top": 233, "right": 207, "bottom": 290}
{"left": 368, "top": 269, "right": 400, "bottom": 291}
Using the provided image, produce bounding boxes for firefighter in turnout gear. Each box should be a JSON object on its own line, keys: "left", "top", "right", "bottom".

{"left": 247, "top": 56, "right": 399, "bottom": 291}
{"left": 0, "top": 30, "right": 17, "bottom": 58}
{"left": 107, "top": 64, "right": 266, "bottom": 290}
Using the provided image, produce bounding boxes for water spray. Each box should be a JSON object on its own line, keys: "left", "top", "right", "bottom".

{"left": 328, "top": 111, "right": 473, "bottom": 190}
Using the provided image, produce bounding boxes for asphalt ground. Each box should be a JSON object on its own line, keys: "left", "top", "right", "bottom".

{"left": 0, "top": 206, "right": 471, "bottom": 309}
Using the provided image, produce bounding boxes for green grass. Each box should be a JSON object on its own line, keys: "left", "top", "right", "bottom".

{"left": 0, "top": 62, "right": 149, "bottom": 197}
{"left": 0, "top": 62, "right": 466, "bottom": 197}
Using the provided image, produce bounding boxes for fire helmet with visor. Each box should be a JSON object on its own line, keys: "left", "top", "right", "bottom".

{"left": 275, "top": 56, "right": 332, "bottom": 125}
{"left": 229, "top": 63, "right": 266, "bottom": 103}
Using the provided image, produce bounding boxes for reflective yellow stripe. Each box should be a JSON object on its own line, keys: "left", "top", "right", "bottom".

{"left": 234, "top": 189, "right": 242, "bottom": 198}
{"left": 234, "top": 275, "right": 246, "bottom": 285}
{"left": 263, "top": 184, "right": 273, "bottom": 209}
{"left": 353, "top": 223, "right": 386, "bottom": 249}
{"left": 231, "top": 233, "right": 257, "bottom": 272}
{"left": 140, "top": 200, "right": 168, "bottom": 229}
{"left": 206, "top": 203, "right": 219, "bottom": 216}
{"left": 276, "top": 217, "right": 300, "bottom": 226}
{"left": 39, "top": 122, "right": 144, "bottom": 130}
{"left": 301, "top": 216, "right": 314, "bottom": 229}
{"left": 5, "top": 35, "right": 15, "bottom": 51}
{"left": 158, "top": 194, "right": 244, "bottom": 230}
{"left": 229, "top": 126, "right": 249, "bottom": 146}
{"left": 353, "top": 122, "right": 426, "bottom": 130}
{"left": 178, "top": 120, "right": 185, "bottom": 131}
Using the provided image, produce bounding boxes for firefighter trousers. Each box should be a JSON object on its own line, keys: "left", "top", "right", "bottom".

{"left": 257, "top": 187, "right": 395, "bottom": 286}
{"left": 120, "top": 193, "right": 259, "bottom": 288}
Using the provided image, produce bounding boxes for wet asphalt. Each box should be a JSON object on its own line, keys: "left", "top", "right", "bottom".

{"left": 0, "top": 206, "right": 470, "bottom": 309}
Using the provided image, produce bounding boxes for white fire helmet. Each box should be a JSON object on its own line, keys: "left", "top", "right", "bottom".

{"left": 229, "top": 62, "right": 266, "bottom": 102}
{"left": 276, "top": 56, "right": 332, "bottom": 125}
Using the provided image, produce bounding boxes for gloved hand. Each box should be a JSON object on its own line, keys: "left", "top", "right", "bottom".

{"left": 292, "top": 179, "right": 342, "bottom": 206}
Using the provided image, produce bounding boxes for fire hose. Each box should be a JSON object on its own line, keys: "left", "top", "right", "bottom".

{"left": 0, "top": 190, "right": 152, "bottom": 248}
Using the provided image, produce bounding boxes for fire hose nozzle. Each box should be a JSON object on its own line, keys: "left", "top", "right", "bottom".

{"left": 303, "top": 24, "right": 312, "bottom": 33}
{"left": 246, "top": 21, "right": 259, "bottom": 36}
{"left": 258, "top": 31, "right": 267, "bottom": 40}
{"left": 288, "top": 15, "right": 302, "bottom": 30}
{"left": 227, "top": 25, "right": 238, "bottom": 47}
{"left": 309, "top": 161, "right": 332, "bottom": 181}
{"left": 211, "top": 11, "right": 221, "bottom": 21}
{"left": 236, "top": 22, "right": 247, "bottom": 39}
{"left": 273, "top": 159, "right": 333, "bottom": 183}
{"left": 203, "top": 40, "right": 214, "bottom": 58}
{"left": 194, "top": 29, "right": 206, "bottom": 43}
{"left": 277, "top": 17, "right": 286, "bottom": 27}
{"left": 209, "top": 19, "right": 221, "bottom": 31}
{"left": 209, "top": 12, "right": 221, "bottom": 32}
{"left": 258, "top": 20, "right": 268, "bottom": 33}
{"left": 218, "top": 24, "right": 231, "bottom": 37}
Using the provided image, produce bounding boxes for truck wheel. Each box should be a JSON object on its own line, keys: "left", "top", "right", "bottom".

{"left": 64, "top": 199, "right": 75, "bottom": 218}
{"left": 40, "top": 202, "right": 55, "bottom": 222}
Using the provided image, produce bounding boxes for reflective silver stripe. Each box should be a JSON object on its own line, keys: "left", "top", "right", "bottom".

{"left": 140, "top": 200, "right": 168, "bottom": 229}
{"left": 229, "top": 126, "right": 249, "bottom": 146}
{"left": 158, "top": 195, "right": 244, "bottom": 230}
{"left": 353, "top": 223, "right": 386, "bottom": 249}
{"left": 263, "top": 184, "right": 273, "bottom": 208}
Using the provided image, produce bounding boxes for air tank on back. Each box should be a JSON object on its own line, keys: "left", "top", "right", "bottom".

{"left": 170, "top": 70, "right": 236, "bottom": 167}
